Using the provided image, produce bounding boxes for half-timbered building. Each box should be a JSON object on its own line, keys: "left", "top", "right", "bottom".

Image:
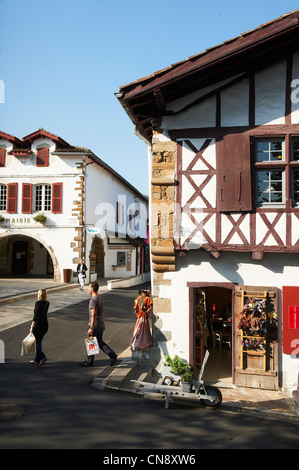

{"left": 0, "top": 129, "right": 149, "bottom": 285}
{"left": 117, "top": 11, "right": 299, "bottom": 393}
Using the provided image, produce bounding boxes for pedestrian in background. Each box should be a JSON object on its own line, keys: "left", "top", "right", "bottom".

{"left": 79, "top": 281, "right": 117, "bottom": 367}
{"left": 30, "top": 288, "right": 49, "bottom": 366}
{"left": 77, "top": 258, "right": 88, "bottom": 291}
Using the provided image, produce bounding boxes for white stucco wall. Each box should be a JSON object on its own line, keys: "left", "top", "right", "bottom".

{"left": 0, "top": 139, "right": 83, "bottom": 280}
{"left": 157, "top": 251, "right": 299, "bottom": 392}
{"left": 162, "top": 58, "right": 295, "bottom": 131}
{"left": 0, "top": 137, "right": 148, "bottom": 282}
{"left": 85, "top": 158, "right": 148, "bottom": 278}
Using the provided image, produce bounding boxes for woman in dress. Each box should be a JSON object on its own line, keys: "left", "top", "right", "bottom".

{"left": 30, "top": 288, "right": 49, "bottom": 366}
{"left": 130, "top": 290, "right": 153, "bottom": 350}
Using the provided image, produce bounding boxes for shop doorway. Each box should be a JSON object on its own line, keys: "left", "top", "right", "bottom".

{"left": 90, "top": 237, "right": 105, "bottom": 279}
{"left": 191, "top": 284, "right": 234, "bottom": 384}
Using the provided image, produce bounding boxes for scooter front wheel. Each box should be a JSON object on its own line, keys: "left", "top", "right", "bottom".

{"left": 200, "top": 385, "right": 222, "bottom": 409}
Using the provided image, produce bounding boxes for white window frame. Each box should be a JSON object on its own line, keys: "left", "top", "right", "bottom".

{"left": 34, "top": 184, "right": 52, "bottom": 212}
{"left": 0, "top": 184, "right": 7, "bottom": 211}
{"left": 255, "top": 138, "right": 286, "bottom": 208}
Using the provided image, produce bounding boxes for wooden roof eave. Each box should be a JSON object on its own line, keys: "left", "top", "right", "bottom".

{"left": 120, "top": 14, "right": 299, "bottom": 101}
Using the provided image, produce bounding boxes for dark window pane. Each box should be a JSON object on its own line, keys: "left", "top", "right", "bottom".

{"left": 271, "top": 193, "right": 282, "bottom": 203}
{"left": 271, "top": 170, "right": 283, "bottom": 181}
{"left": 271, "top": 182, "right": 282, "bottom": 192}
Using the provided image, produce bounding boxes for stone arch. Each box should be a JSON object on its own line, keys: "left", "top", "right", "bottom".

{"left": 0, "top": 230, "right": 61, "bottom": 281}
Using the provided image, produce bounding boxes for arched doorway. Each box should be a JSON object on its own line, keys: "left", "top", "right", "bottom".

{"left": 0, "top": 233, "right": 58, "bottom": 279}
{"left": 89, "top": 236, "right": 105, "bottom": 279}
{"left": 12, "top": 240, "right": 28, "bottom": 275}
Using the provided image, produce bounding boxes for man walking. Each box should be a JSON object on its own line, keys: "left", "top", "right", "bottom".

{"left": 79, "top": 281, "right": 117, "bottom": 367}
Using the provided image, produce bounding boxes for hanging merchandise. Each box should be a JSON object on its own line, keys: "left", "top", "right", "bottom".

{"left": 237, "top": 291, "right": 278, "bottom": 372}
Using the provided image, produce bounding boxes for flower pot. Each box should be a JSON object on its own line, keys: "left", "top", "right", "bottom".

{"left": 181, "top": 381, "right": 191, "bottom": 393}
{"left": 161, "top": 365, "right": 181, "bottom": 383}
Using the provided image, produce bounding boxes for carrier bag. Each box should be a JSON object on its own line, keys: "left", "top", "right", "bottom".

{"left": 21, "top": 333, "right": 36, "bottom": 356}
{"left": 85, "top": 337, "right": 100, "bottom": 356}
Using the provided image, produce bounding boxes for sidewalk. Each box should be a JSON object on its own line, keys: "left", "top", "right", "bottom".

{"left": 0, "top": 278, "right": 298, "bottom": 423}
{"left": 0, "top": 278, "right": 108, "bottom": 332}
{"left": 93, "top": 354, "right": 299, "bottom": 422}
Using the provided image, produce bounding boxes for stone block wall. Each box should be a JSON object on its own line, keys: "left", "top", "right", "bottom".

{"left": 150, "top": 132, "right": 177, "bottom": 366}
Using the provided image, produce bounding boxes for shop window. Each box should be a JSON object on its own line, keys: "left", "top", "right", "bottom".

{"left": 234, "top": 287, "right": 279, "bottom": 390}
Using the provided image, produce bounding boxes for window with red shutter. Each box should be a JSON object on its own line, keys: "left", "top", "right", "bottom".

{"left": 22, "top": 183, "right": 32, "bottom": 214}
{"left": 52, "top": 183, "right": 62, "bottom": 213}
{"left": 217, "top": 133, "right": 252, "bottom": 212}
{"left": 37, "top": 148, "right": 49, "bottom": 167}
{"left": 0, "top": 148, "right": 5, "bottom": 167}
{"left": 7, "top": 183, "right": 18, "bottom": 213}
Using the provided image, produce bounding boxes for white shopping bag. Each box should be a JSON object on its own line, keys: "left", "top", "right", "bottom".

{"left": 21, "top": 333, "right": 36, "bottom": 356}
{"left": 85, "top": 337, "right": 100, "bottom": 356}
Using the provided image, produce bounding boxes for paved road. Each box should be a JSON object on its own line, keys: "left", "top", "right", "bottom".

{"left": 0, "top": 284, "right": 299, "bottom": 451}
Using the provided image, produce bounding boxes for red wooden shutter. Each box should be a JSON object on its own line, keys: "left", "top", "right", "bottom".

{"left": 282, "top": 286, "right": 299, "bottom": 355}
{"left": 37, "top": 148, "right": 49, "bottom": 167}
{"left": 22, "top": 183, "right": 32, "bottom": 213}
{"left": 217, "top": 134, "right": 252, "bottom": 212}
{"left": 52, "top": 183, "right": 62, "bottom": 213}
{"left": 0, "top": 148, "right": 5, "bottom": 167}
{"left": 7, "top": 183, "right": 18, "bottom": 213}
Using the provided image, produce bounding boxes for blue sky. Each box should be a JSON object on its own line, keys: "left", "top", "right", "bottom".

{"left": 0, "top": 0, "right": 298, "bottom": 196}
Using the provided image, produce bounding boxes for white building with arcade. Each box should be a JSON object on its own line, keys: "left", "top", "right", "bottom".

{"left": 0, "top": 129, "right": 149, "bottom": 285}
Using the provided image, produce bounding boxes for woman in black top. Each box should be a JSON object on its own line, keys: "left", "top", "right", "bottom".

{"left": 30, "top": 289, "right": 49, "bottom": 366}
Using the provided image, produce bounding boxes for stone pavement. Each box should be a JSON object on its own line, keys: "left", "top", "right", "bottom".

{"left": 0, "top": 277, "right": 107, "bottom": 332}
{"left": 0, "top": 278, "right": 298, "bottom": 423}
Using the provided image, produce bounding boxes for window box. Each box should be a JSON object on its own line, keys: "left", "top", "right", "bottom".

{"left": 33, "top": 213, "right": 47, "bottom": 225}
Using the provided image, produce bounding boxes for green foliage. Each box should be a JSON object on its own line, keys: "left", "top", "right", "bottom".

{"left": 33, "top": 213, "right": 47, "bottom": 225}
{"left": 164, "top": 355, "right": 193, "bottom": 382}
